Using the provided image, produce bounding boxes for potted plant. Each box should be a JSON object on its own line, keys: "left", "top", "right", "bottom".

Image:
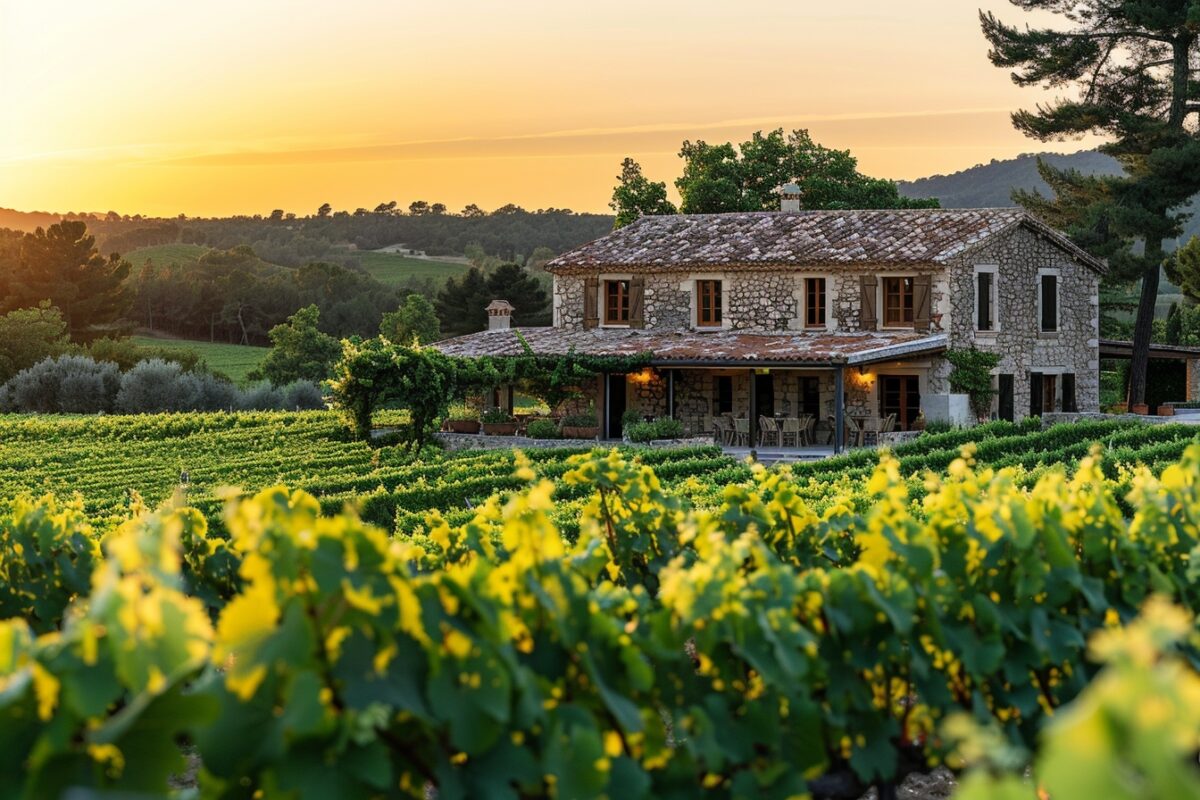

{"left": 1157, "top": 403, "right": 1175, "bottom": 417}
{"left": 480, "top": 407, "right": 518, "bottom": 435}
{"left": 911, "top": 411, "right": 927, "bottom": 432}
{"left": 560, "top": 410, "right": 600, "bottom": 439}
{"left": 445, "top": 403, "right": 481, "bottom": 434}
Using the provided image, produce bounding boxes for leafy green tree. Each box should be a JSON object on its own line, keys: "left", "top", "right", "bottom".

{"left": 610, "top": 158, "right": 677, "bottom": 228}
{"left": 1165, "top": 302, "right": 1183, "bottom": 345}
{"left": 5, "top": 221, "right": 131, "bottom": 340}
{"left": 380, "top": 294, "right": 441, "bottom": 345}
{"left": 0, "top": 303, "right": 73, "bottom": 382}
{"left": 253, "top": 304, "right": 342, "bottom": 385}
{"left": 316, "top": 203, "right": 332, "bottom": 218}
{"left": 982, "top": 2, "right": 1200, "bottom": 406}
{"left": 1167, "top": 235, "right": 1200, "bottom": 303}
{"left": 674, "top": 129, "right": 939, "bottom": 214}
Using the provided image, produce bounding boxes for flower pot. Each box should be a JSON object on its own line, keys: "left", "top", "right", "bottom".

{"left": 481, "top": 422, "right": 518, "bottom": 436}
{"left": 447, "top": 419, "right": 481, "bottom": 434}
{"left": 561, "top": 425, "right": 600, "bottom": 439}
{"left": 1131, "top": 403, "right": 1150, "bottom": 415}
{"left": 1111, "top": 403, "right": 1128, "bottom": 414}
{"left": 1157, "top": 406, "right": 1175, "bottom": 417}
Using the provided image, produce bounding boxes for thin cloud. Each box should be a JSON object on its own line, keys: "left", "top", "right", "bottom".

{"left": 148, "top": 108, "right": 1019, "bottom": 168}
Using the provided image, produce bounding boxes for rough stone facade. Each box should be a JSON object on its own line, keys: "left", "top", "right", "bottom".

{"left": 549, "top": 219, "right": 1103, "bottom": 428}
{"left": 944, "top": 225, "right": 1101, "bottom": 418}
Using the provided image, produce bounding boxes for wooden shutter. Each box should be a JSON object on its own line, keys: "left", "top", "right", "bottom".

{"left": 860, "top": 275, "right": 878, "bottom": 330}
{"left": 913, "top": 274, "right": 932, "bottom": 332}
{"left": 1061, "top": 373, "right": 1076, "bottom": 413}
{"left": 629, "top": 275, "right": 646, "bottom": 328}
{"left": 583, "top": 276, "right": 599, "bottom": 328}
{"left": 1030, "top": 372, "right": 1043, "bottom": 417}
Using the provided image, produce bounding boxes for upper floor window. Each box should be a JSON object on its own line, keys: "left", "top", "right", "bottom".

{"left": 882, "top": 277, "right": 914, "bottom": 327}
{"left": 605, "top": 279, "right": 630, "bottom": 324}
{"left": 976, "top": 268, "right": 996, "bottom": 332}
{"left": 696, "top": 280, "right": 722, "bottom": 327}
{"left": 804, "top": 277, "right": 826, "bottom": 328}
{"left": 1039, "top": 272, "right": 1058, "bottom": 333}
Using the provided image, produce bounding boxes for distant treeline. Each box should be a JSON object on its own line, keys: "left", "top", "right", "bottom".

{"left": 0, "top": 204, "right": 615, "bottom": 267}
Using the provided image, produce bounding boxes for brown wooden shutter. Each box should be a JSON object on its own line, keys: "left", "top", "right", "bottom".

{"left": 860, "top": 275, "right": 877, "bottom": 330}
{"left": 913, "top": 274, "right": 932, "bottom": 332}
{"left": 629, "top": 275, "right": 646, "bottom": 328}
{"left": 583, "top": 276, "right": 599, "bottom": 328}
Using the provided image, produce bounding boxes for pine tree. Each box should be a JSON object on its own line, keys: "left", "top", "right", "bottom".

{"left": 5, "top": 221, "right": 131, "bottom": 340}
{"left": 982, "top": 2, "right": 1200, "bottom": 405}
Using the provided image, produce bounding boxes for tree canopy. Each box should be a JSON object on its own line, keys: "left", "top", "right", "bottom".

{"left": 610, "top": 157, "right": 677, "bottom": 229}
{"left": 1, "top": 221, "right": 131, "bottom": 340}
{"left": 253, "top": 304, "right": 342, "bottom": 385}
{"left": 982, "top": 1, "right": 1200, "bottom": 405}
{"left": 380, "top": 294, "right": 441, "bottom": 345}
{"left": 436, "top": 264, "right": 550, "bottom": 337}
{"left": 674, "top": 129, "right": 939, "bottom": 214}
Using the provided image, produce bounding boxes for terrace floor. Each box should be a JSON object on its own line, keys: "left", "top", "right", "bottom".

{"left": 721, "top": 445, "right": 837, "bottom": 465}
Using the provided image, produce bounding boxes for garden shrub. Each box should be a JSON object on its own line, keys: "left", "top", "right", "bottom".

{"left": 0, "top": 355, "right": 121, "bottom": 414}
{"left": 239, "top": 380, "right": 285, "bottom": 411}
{"left": 525, "top": 418, "right": 560, "bottom": 439}
{"left": 626, "top": 416, "right": 684, "bottom": 442}
{"left": 281, "top": 380, "right": 326, "bottom": 411}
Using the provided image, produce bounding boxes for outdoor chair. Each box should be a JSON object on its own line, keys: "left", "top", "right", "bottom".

{"left": 712, "top": 416, "right": 731, "bottom": 445}
{"left": 758, "top": 415, "right": 780, "bottom": 447}
{"left": 780, "top": 417, "right": 800, "bottom": 447}
{"left": 733, "top": 417, "right": 750, "bottom": 447}
{"left": 882, "top": 413, "right": 897, "bottom": 433}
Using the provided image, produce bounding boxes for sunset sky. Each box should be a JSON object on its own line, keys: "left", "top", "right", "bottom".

{"left": 0, "top": 0, "right": 1103, "bottom": 218}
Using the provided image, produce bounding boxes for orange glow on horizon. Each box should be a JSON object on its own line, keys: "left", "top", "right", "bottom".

{"left": 0, "top": 1, "right": 1104, "bottom": 217}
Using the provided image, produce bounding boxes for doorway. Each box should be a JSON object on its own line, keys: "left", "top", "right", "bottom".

{"left": 606, "top": 374, "right": 627, "bottom": 439}
{"left": 880, "top": 375, "right": 921, "bottom": 431}
{"left": 754, "top": 373, "right": 775, "bottom": 422}
{"left": 998, "top": 374, "right": 1014, "bottom": 422}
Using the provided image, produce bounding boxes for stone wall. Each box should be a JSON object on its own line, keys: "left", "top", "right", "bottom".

{"left": 945, "top": 226, "right": 1101, "bottom": 416}
{"left": 553, "top": 268, "right": 946, "bottom": 333}
{"left": 1188, "top": 358, "right": 1200, "bottom": 402}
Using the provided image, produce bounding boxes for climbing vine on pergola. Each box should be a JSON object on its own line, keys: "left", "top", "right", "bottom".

{"left": 330, "top": 337, "right": 651, "bottom": 446}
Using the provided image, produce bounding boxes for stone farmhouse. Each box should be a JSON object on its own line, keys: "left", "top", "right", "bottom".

{"left": 435, "top": 198, "right": 1108, "bottom": 448}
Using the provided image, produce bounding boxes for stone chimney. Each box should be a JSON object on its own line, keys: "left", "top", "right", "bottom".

{"left": 780, "top": 182, "right": 801, "bottom": 212}
{"left": 486, "top": 299, "right": 515, "bottom": 331}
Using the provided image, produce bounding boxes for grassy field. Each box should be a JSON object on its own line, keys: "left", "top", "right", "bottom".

{"left": 122, "top": 243, "right": 210, "bottom": 266}
{"left": 132, "top": 335, "right": 268, "bottom": 384}
{"left": 355, "top": 251, "right": 470, "bottom": 286}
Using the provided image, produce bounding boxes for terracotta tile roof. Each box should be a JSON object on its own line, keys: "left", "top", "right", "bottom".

{"left": 545, "top": 208, "right": 1106, "bottom": 274}
{"left": 432, "top": 327, "right": 947, "bottom": 366}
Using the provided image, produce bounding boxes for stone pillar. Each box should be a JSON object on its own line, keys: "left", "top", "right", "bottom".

{"left": 1188, "top": 358, "right": 1200, "bottom": 402}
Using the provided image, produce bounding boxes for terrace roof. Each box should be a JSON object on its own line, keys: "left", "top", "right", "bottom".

{"left": 431, "top": 326, "right": 947, "bottom": 368}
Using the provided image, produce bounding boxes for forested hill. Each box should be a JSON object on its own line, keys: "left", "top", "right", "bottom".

{"left": 897, "top": 150, "right": 1122, "bottom": 209}
{"left": 0, "top": 206, "right": 616, "bottom": 266}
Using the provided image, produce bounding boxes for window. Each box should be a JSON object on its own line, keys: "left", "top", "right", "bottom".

{"left": 804, "top": 277, "right": 826, "bottom": 328}
{"left": 604, "top": 279, "right": 630, "bottom": 324}
{"left": 976, "top": 271, "right": 995, "bottom": 331}
{"left": 696, "top": 280, "right": 722, "bottom": 327}
{"left": 1040, "top": 273, "right": 1058, "bottom": 332}
{"left": 1029, "top": 371, "right": 1058, "bottom": 415}
{"left": 713, "top": 376, "right": 733, "bottom": 415}
{"left": 882, "top": 277, "right": 915, "bottom": 327}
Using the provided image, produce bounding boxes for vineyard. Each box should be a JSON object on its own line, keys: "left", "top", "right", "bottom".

{"left": 0, "top": 423, "right": 1197, "bottom": 798}
{"left": 4, "top": 413, "right": 1200, "bottom": 540}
